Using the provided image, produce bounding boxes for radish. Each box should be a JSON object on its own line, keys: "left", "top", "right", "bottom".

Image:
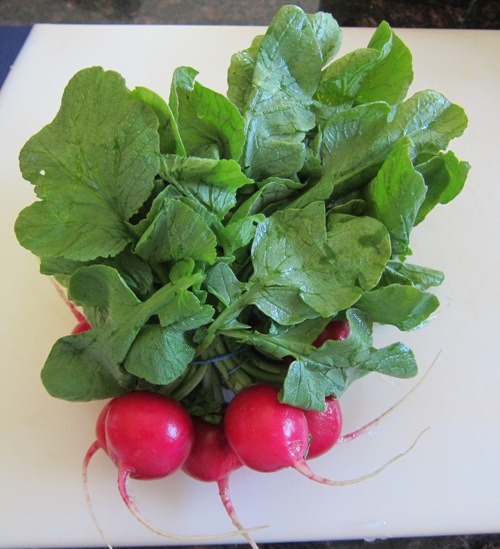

{"left": 83, "top": 391, "right": 263, "bottom": 543}
{"left": 182, "top": 417, "right": 260, "bottom": 549}
{"left": 265, "top": 321, "right": 349, "bottom": 459}
{"left": 303, "top": 353, "right": 438, "bottom": 460}
{"left": 282, "top": 319, "right": 351, "bottom": 367}
{"left": 50, "top": 278, "right": 92, "bottom": 334}
{"left": 303, "top": 396, "right": 343, "bottom": 459}
{"left": 102, "top": 391, "right": 194, "bottom": 480}
{"left": 313, "top": 319, "right": 350, "bottom": 347}
{"left": 299, "top": 319, "right": 348, "bottom": 458}
{"left": 67, "top": 299, "right": 91, "bottom": 334}
{"left": 71, "top": 318, "right": 92, "bottom": 334}
{"left": 224, "top": 384, "right": 423, "bottom": 486}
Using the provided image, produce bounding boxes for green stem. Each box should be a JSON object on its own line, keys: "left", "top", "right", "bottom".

{"left": 211, "top": 337, "right": 253, "bottom": 393}
{"left": 146, "top": 272, "right": 204, "bottom": 309}
{"left": 152, "top": 262, "right": 170, "bottom": 286}
{"left": 202, "top": 363, "right": 225, "bottom": 405}
{"left": 196, "top": 282, "right": 262, "bottom": 356}
{"left": 240, "top": 362, "right": 286, "bottom": 385}
{"left": 171, "top": 363, "right": 209, "bottom": 401}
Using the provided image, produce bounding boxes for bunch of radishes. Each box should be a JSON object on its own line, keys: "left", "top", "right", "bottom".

{"left": 86, "top": 385, "right": 341, "bottom": 545}
{"left": 81, "top": 317, "right": 425, "bottom": 548}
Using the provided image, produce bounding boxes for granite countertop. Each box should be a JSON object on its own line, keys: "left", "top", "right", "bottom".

{"left": 0, "top": 1, "right": 499, "bottom": 549}
{"left": 0, "top": 0, "right": 499, "bottom": 27}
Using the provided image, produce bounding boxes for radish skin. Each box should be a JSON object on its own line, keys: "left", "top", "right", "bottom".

{"left": 313, "top": 319, "right": 350, "bottom": 347}
{"left": 225, "top": 384, "right": 427, "bottom": 487}
{"left": 71, "top": 318, "right": 92, "bottom": 334}
{"left": 304, "top": 396, "right": 343, "bottom": 459}
{"left": 83, "top": 392, "right": 265, "bottom": 543}
{"left": 182, "top": 417, "right": 261, "bottom": 549}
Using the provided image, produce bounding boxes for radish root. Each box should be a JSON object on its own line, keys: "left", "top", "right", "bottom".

{"left": 84, "top": 439, "right": 266, "bottom": 546}
{"left": 294, "top": 427, "right": 430, "bottom": 487}
{"left": 340, "top": 350, "right": 441, "bottom": 443}
{"left": 217, "top": 475, "right": 260, "bottom": 549}
{"left": 50, "top": 277, "right": 86, "bottom": 323}
{"left": 117, "top": 467, "right": 266, "bottom": 542}
{"left": 82, "top": 441, "right": 114, "bottom": 549}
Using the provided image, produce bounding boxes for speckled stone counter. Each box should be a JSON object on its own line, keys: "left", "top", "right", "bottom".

{"left": 1, "top": 0, "right": 499, "bottom": 27}
{"left": 143, "top": 537, "right": 500, "bottom": 549}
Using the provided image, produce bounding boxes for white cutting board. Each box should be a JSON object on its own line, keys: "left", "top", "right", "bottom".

{"left": 0, "top": 23, "right": 499, "bottom": 548}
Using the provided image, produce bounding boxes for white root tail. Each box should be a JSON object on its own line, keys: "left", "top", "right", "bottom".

{"left": 117, "top": 467, "right": 267, "bottom": 542}
{"left": 84, "top": 440, "right": 266, "bottom": 546}
{"left": 294, "top": 427, "right": 430, "bottom": 487}
{"left": 218, "top": 475, "right": 260, "bottom": 549}
{"left": 82, "top": 441, "right": 114, "bottom": 549}
{"left": 339, "top": 350, "right": 441, "bottom": 443}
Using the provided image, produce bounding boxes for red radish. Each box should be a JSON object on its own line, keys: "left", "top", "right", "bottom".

{"left": 224, "top": 384, "right": 423, "bottom": 486}
{"left": 83, "top": 391, "right": 262, "bottom": 543}
{"left": 313, "top": 319, "right": 350, "bottom": 348}
{"left": 303, "top": 396, "right": 343, "bottom": 459}
{"left": 72, "top": 318, "right": 92, "bottom": 334}
{"left": 66, "top": 298, "right": 91, "bottom": 334}
{"left": 299, "top": 320, "right": 347, "bottom": 458}
{"left": 103, "top": 391, "right": 194, "bottom": 479}
{"left": 50, "top": 278, "right": 92, "bottom": 334}
{"left": 225, "top": 385, "right": 307, "bottom": 473}
{"left": 95, "top": 400, "right": 111, "bottom": 452}
{"left": 182, "top": 417, "right": 243, "bottom": 482}
{"left": 182, "top": 418, "right": 260, "bottom": 549}
{"left": 282, "top": 319, "right": 350, "bottom": 367}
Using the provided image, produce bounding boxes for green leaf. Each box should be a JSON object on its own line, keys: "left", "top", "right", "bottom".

{"left": 169, "top": 66, "right": 245, "bottom": 160}
{"left": 356, "top": 284, "right": 440, "bottom": 330}
{"left": 249, "top": 286, "right": 320, "bottom": 326}
{"left": 132, "top": 85, "right": 186, "bottom": 155}
{"left": 205, "top": 262, "right": 245, "bottom": 308}
{"left": 41, "top": 332, "right": 134, "bottom": 401}
{"left": 231, "top": 177, "right": 306, "bottom": 221}
{"left": 280, "top": 308, "right": 417, "bottom": 409}
{"left": 16, "top": 67, "right": 160, "bottom": 261}
{"left": 415, "top": 151, "right": 470, "bottom": 224}
{"left": 392, "top": 90, "right": 468, "bottom": 154}
{"left": 326, "top": 213, "right": 391, "bottom": 290}
{"left": 156, "top": 288, "right": 214, "bottom": 330}
{"left": 292, "top": 101, "right": 393, "bottom": 206}
{"left": 307, "top": 11, "right": 342, "bottom": 65}
{"left": 124, "top": 324, "right": 195, "bottom": 385}
{"left": 241, "top": 308, "right": 371, "bottom": 365}
{"left": 276, "top": 309, "right": 370, "bottom": 407}
{"left": 216, "top": 214, "right": 264, "bottom": 257}
{"left": 294, "top": 90, "right": 468, "bottom": 205}
{"left": 364, "top": 139, "right": 427, "bottom": 256}
{"left": 357, "top": 22, "right": 413, "bottom": 104}
{"left": 135, "top": 198, "right": 217, "bottom": 264}
{"left": 161, "top": 154, "right": 253, "bottom": 218}
{"left": 381, "top": 261, "right": 444, "bottom": 290}
{"left": 41, "top": 247, "right": 155, "bottom": 297}
{"left": 40, "top": 265, "right": 203, "bottom": 400}
{"left": 317, "top": 21, "right": 413, "bottom": 106}
{"left": 227, "top": 35, "right": 263, "bottom": 113}
{"left": 238, "top": 5, "right": 332, "bottom": 179}
{"left": 282, "top": 361, "right": 356, "bottom": 410}
{"left": 358, "top": 342, "right": 418, "bottom": 378}
{"left": 248, "top": 202, "right": 390, "bottom": 323}
{"left": 249, "top": 201, "right": 344, "bottom": 322}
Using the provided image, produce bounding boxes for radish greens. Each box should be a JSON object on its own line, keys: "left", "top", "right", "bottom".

{"left": 15, "top": 5, "right": 469, "bottom": 412}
